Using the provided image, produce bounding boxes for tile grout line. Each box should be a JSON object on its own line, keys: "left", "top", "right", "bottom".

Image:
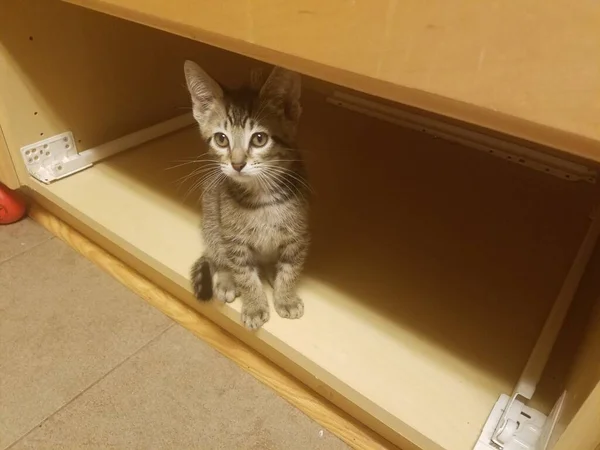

{"left": 4, "top": 322, "right": 176, "bottom": 450}
{"left": 0, "top": 233, "right": 55, "bottom": 266}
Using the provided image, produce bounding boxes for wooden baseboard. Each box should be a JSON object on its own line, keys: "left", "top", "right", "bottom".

{"left": 29, "top": 203, "right": 397, "bottom": 450}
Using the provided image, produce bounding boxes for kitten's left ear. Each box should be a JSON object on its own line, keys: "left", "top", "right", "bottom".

{"left": 259, "top": 67, "right": 302, "bottom": 124}
{"left": 184, "top": 60, "right": 224, "bottom": 123}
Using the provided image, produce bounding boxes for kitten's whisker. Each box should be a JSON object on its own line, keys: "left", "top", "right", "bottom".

{"left": 200, "top": 173, "right": 225, "bottom": 204}
{"left": 276, "top": 170, "right": 310, "bottom": 201}
{"left": 182, "top": 167, "right": 221, "bottom": 201}
{"left": 253, "top": 101, "right": 273, "bottom": 123}
{"left": 185, "top": 174, "right": 214, "bottom": 203}
{"left": 166, "top": 160, "right": 220, "bottom": 171}
{"left": 173, "top": 166, "right": 221, "bottom": 187}
{"left": 259, "top": 171, "right": 280, "bottom": 198}
{"left": 175, "top": 170, "right": 204, "bottom": 189}
{"left": 256, "top": 172, "right": 270, "bottom": 195}
{"left": 170, "top": 157, "right": 216, "bottom": 164}
{"left": 183, "top": 176, "right": 205, "bottom": 202}
{"left": 264, "top": 168, "right": 306, "bottom": 203}
{"left": 270, "top": 167, "right": 312, "bottom": 194}
{"left": 271, "top": 145, "right": 314, "bottom": 155}
{"left": 170, "top": 151, "right": 210, "bottom": 162}
{"left": 263, "top": 165, "right": 313, "bottom": 195}
{"left": 166, "top": 154, "right": 216, "bottom": 170}
{"left": 197, "top": 169, "right": 223, "bottom": 187}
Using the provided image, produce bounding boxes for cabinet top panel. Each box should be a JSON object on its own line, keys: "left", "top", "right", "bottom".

{"left": 64, "top": 0, "right": 600, "bottom": 162}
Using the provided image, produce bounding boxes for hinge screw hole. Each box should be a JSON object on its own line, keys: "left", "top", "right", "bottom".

{"left": 57, "top": 165, "right": 63, "bottom": 171}
{"left": 65, "top": 144, "right": 70, "bottom": 149}
{"left": 43, "top": 144, "right": 48, "bottom": 149}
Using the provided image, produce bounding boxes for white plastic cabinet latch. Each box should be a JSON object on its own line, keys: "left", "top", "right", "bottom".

{"left": 19, "top": 132, "right": 88, "bottom": 184}
{"left": 475, "top": 394, "right": 547, "bottom": 450}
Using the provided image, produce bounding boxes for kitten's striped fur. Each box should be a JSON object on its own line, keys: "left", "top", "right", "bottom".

{"left": 184, "top": 61, "right": 310, "bottom": 330}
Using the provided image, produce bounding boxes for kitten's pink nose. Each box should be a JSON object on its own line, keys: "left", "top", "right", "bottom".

{"left": 232, "top": 162, "right": 246, "bottom": 172}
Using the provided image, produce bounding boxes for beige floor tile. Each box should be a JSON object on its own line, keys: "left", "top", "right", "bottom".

{"left": 0, "top": 219, "right": 52, "bottom": 264}
{"left": 0, "top": 240, "right": 173, "bottom": 449}
{"left": 10, "top": 325, "right": 349, "bottom": 450}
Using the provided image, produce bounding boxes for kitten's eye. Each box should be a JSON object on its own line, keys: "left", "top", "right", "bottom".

{"left": 213, "top": 133, "right": 229, "bottom": 148}
{"left": 250, "top": 132, "right": 269, "bottom": 148}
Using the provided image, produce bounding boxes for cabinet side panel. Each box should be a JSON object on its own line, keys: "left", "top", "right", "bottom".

{"left": 552, "top": 383, "right": 600, "bottom": 450}
{"left": 0, "top": 125, "right": 19, "bottom": 189}
{"left": 531, "top": 238, "right": 600, "bottom": 415}
{"left": 549, "top": 272, "right": 600, "bottom": 449}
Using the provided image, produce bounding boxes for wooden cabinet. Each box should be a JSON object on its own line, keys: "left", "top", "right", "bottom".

{"left": 1, "top": 1, "right": 599, "bottom": 449}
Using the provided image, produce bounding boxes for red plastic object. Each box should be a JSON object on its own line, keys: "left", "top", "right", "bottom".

{"left": 0, "top": 183, "right": 26, "bottom": 224}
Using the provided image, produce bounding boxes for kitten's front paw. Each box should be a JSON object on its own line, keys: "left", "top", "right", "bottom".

{"left": 213, "top": 273, "right": 238, "bottom": 303}
{"left": 274, "top": 295, "right": 304, "bottom": 320}
{"left": 215, "top": 284, "right": 237, "bottom": 303}
{"left": 241, "top": 304, "right": 270, "bottom": 330}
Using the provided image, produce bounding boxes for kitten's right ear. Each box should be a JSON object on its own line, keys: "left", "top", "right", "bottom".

{"left": 184, "top": 60, "right": 224, "bottom": 122}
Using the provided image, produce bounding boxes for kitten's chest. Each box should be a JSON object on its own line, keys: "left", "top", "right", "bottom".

{"left": 244, "top": 207, "right": 288, "bottom": 246}
{"left": 228, "top": 203, "right": 298, "bottom": 256}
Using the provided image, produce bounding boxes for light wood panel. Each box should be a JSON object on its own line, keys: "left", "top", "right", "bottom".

{"left": 0, "top": 125, "right": 19, "bottom": 189}
{"left": 28, "top": 204, "right": 397, "bottom": 450}
{"left": 63, "top": 0, "right": 600, "bottom": 163}
{"left": 25, "top": 88, "right": 597, "bottom": 449}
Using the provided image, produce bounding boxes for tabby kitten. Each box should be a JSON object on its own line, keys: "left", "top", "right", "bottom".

{"left": 184, "top": 61, "right": 310, "bottom": 330}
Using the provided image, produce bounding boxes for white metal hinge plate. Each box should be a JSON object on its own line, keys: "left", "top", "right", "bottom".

{"left": 20, "top": 132, "right": 88, "bottom": 184}
{"left": 475, "top": 394, "right": 547, "bottom": 450}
